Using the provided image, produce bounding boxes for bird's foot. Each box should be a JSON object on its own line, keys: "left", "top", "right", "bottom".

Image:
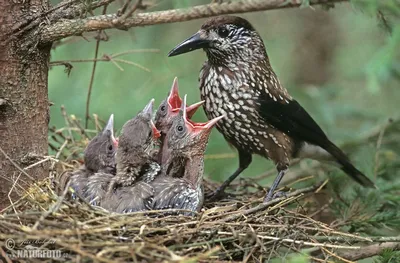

{"left": 206, "top": 188, "right": 236, "bottom": 202}
{"left": 263, "top": 191, "right": 288, "bottom": 203}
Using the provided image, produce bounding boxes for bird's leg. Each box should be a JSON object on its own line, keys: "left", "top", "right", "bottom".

{"left": 207, "top": 150, "right": 252, "bottom": 201}
{"left": 264, "top": 167, "right": 288, "bottom": 203}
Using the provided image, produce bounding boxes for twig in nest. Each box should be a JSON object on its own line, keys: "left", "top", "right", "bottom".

{"left": 61, "top": 105, "right": 75, "bottom": 143}
{"left": 320, "top": 247, "right": 354, "bottom": 263}
{"left": 220, "top": 182, "right": 324, "bottom": 222}
{"left": 32, "top": 180, "right": 71, "bottom": 230}
{"left": 0, "top": 147, "right": 34, "bottom": 181}
{"left": 199, "top": 230, "right": 361, "bottom": 250}
{"left": 0, "top": 246, "right": 12, "bottom": 263}
{"left": 338, "top": 242, "right": 400, "bottom": 261}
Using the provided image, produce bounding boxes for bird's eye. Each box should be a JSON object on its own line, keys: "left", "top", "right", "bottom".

{"left": 108, "top": 144, "right": 113, "bottom": 151}
{"left": 160, "top": 105, "right": 166, "bottom": 112}
{"left": 218, "top": 27, "right": 229, "bottom": 38}
{"left": 177, "top": 125, "right": 184, "bottom": 132}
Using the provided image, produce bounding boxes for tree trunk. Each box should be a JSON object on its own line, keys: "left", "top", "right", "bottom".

{"left": 0, "top": 0, "right": 51, "bottom": 209}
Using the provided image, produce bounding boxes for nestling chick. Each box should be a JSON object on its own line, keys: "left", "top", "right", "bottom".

{"left": 155, "top": 77, "right": 204, "bottom": 165}
{"left": 87, "top": 99, "right": 161, "bottom": 212}
{"left": 58, "top": 114, "right": 117, "bottom": 198}
{"left": 151, "top": 95, "right": 224, "bottom": 214}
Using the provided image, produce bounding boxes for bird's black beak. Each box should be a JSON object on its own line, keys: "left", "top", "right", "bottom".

{"left": 168, "top": 32, "right": 211, "bottom": 57}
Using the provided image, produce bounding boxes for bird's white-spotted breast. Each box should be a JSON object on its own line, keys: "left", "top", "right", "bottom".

{"left": 199, "top": 62, "right": 294, "bottom": 164}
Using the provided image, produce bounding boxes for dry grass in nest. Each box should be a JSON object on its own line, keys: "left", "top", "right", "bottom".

{"left": 1, "top": 176, "right": 374, "bottom": 263}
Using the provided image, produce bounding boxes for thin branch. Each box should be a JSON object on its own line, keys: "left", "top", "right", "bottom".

{"left": 199, "top": 230, "right": 361, "bottom": 250}
{"left": 0, "top": 147, "right": 34, "bottom": 181}
{"left": 220, "top": 182, "right": 324, "bottom": 222}
{"left": 338, "top": 242, "right": 400, "bottom": 261}
{"left": 85, "top": 6, "right": 108, "bottom": 128}
{"left": 118, "top": 0, "right": 143, "bottom": 22}
{"left": 50, "top": 49, "right": 157, "bottom": 73}
{"left": 39, "top": 0, "right": 348, "bottom": 43}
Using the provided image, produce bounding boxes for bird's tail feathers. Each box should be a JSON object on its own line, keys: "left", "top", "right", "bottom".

{"left": 339, "top": 161, "right": 377, "bottom": 188}
{"left": 323, "top": 140, "right": 376, "bottom": 189}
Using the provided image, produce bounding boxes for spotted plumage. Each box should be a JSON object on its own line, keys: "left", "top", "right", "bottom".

{"left": 168, "top": 15, "right": 376, "bottom": 201}
{"left": 82, "top": 172, "right": 113, "bottom": 206}
{"left": 106, "top": 182, "right": 154, "bottom": 213}
{"left": 151, "top": 177, "right": 202, "bottom": 215}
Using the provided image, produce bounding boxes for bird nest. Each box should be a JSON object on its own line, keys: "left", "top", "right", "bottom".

{"left": 1, "top": 109, "right": 396, "bottom": 263}
{"left": 1, "top": 176, "right": 374, "bottom": 263}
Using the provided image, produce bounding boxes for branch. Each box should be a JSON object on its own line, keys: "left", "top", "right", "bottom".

{"left": 220, "top": 182, "right": 324, "bottom": 222}
{"left": 338, "top": 242, "right": 400, "bottom": 261}
{"left": 39, "top": 0, "right": 348, "bottom": 43}
{"left": 49, "top": 49, "right": 159, "bottom": 72}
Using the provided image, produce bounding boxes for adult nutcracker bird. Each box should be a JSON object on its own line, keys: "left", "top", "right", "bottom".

{"left": 168, "top": 16, "right": 376, "bottom": 201}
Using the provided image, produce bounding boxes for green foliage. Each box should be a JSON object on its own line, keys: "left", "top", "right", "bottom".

{"left": 374, "top": 249, "right": 400, "bottom": 263}
{"left": 270, "top": 253, "right": 310, "bottom": 263}
{"left": 329, "top": 149, "right": 400, "bottom": 235}
{"left": 351, "top": 0, "right": 400, "bottom": 93}
{"left": 300, "top": 0, "right": 310, "bottom": 9}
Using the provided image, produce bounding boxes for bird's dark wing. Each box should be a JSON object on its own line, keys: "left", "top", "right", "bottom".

{"left": 68, "top": 168, "right": 91, "bottom": 198}
{"left": 111, "top": 182, "right": 154, "bottom": 213}
{"left": 82, "top": 172, "right": 113, "bottom": 206}
{"left": 258, "top": 94, "right": 376, "bottom": 188}
{"left": 258, "top": 96, "right": 331, "bottom": 148}
{"left": 252, "top": 62, "right": 331, "bottom": 146}
{"left": 151, "top": 177, "right": 201, "bottom": 215}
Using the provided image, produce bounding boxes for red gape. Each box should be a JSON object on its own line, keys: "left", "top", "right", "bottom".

{"left": 113, "top": 137, "right": 119, "bottom": 147}
{"left": 167, "top": 77, "right": 204, "bottom": 121}
{"left": 181, "top": 95, "right": 225, "bottom": 134}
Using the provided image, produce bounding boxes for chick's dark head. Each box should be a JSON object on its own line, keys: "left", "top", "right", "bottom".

{"left": 155, "top": 77, "right": 204, "bottom": 135}
{"left": 118, "top": 99, "right": 160, "bottom": 157}
{"left": 167, "top": 95, "right": 224, "bottom": 157}
{"left": 84, "top": 114, "right": 118, "bottom": 173}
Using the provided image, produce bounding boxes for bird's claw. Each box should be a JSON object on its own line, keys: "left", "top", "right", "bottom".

{"left": 206, "top": 188, "right": 236, "bottom": 201}
{"left": 205, "top": 189, "right": 225, "bottom": 201}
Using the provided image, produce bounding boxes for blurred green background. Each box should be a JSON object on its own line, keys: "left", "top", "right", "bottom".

{"left": 48, "top": 0, "right": 399, "bottom": 185}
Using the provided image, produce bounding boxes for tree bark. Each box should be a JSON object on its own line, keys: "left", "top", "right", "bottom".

{"left": 0, "top": 0, "right": 51, "bottom": 209}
